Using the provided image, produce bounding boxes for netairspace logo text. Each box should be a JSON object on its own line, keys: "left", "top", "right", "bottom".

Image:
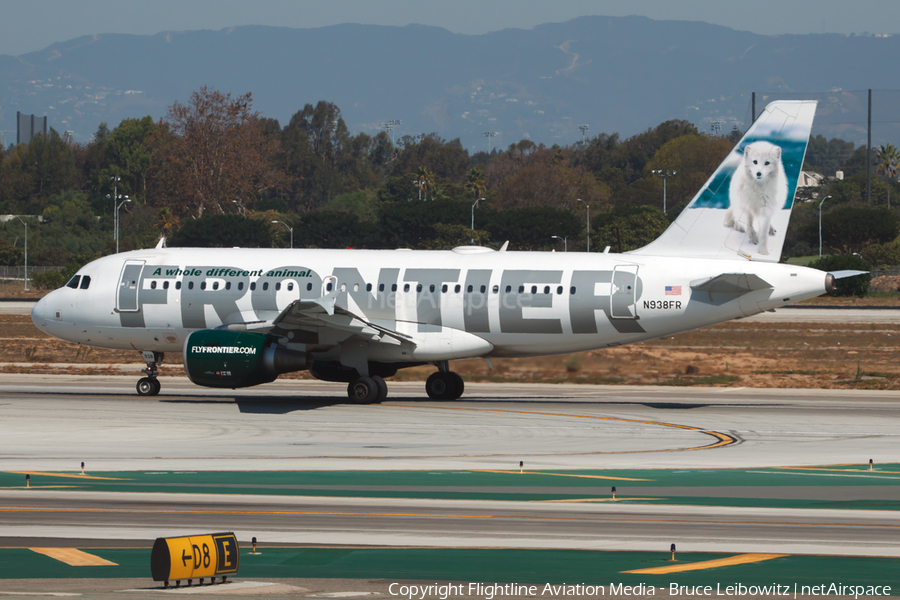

{"left": 387, "top": 582, "right": 892, "bottom": 599}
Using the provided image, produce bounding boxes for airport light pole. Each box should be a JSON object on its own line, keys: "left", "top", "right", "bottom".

{"left": 383, "top": 119, "right": 401, "bottom": 145}
{"left": 819, "top": 195, "right": 831, "bottom": 258}
{"left": 272, "top": 220, "right": 293, "bottom": 249}
{"left": 576, "top": 198, "right": 590, "bottom": 253}
{"left": 13, "top": 215, "right": 27, "bottom": 291}
{"left": 483, "top": 131, "right": 498, "bottom": 154}
{"left": 471, "top": 197, "right": 486, "bottom": 244}
{"left": 115, "top": 197, "right": 131, "bottom": 254}
{"left": 651, "top": 169, "right": 676, "bottom": 214}
{"left": 577, "top": 124, "right": 589, "bottom": 146}
{"left": 109, "top": 176, "right": 120, "bottom": 243}
{"left": 551, "top": 235, "right": 567, "bottom": 252}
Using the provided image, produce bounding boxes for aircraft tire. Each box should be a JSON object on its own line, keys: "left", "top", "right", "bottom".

{"left": 372, "top": 375, "right": 388, "bottom": 401}
{"left": 425, "top": 372, "right": 457, "bottom": 400}
{"left": 137, "top": 377, "right": 159, "bottom": 396}
{"left": 348, "top": 376, "right": 379, "bottom": 404}
{"left": 449, "top": 372, "right": 464, "bottom": 399}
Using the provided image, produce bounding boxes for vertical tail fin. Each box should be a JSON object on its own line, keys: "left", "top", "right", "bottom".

{"left": 632, "top": 100, "right": 817, "bottom": 262}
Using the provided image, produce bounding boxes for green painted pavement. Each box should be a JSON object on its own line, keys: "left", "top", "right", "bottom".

{"left": 0, "top": 548, "right": 897, "bottom": 594}
{"left": 2, "top": 466, "right": 898, "bottom": 510}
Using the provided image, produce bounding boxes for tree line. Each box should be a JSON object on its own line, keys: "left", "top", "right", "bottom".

{"left": 0, "top": 87, "right": 897, "bottom": 277}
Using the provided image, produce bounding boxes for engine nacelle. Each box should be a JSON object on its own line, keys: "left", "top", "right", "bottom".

{"left": 183, "top": 330, "right": 308, "bottom": 388}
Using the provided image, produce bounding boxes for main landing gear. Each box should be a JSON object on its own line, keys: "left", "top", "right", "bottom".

{"left": 344, "top": 365, "right": 465, "bottom": 402}
{"left": 347, "top": 375, "right": 388, "bottom": 404}
{"left": 137, "top": 351, "right": 163, "bottom": 396}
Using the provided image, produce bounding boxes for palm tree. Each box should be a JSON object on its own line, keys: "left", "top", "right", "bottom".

{"left": 156, "top": 208, "right": 179, "bottom": 239}
{"left": 464, "top": 168, "right": 487, "bottom": 199}
{"left": 875, "top": 143, "right": 900, "bottom": 209}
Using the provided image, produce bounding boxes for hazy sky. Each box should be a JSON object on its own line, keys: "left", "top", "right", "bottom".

{"left": 1, "top": 0, "right": 899, "bottom": 56}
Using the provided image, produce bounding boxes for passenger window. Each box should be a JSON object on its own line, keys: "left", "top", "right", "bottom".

{"left": 379, "top": 283, "right": 385, "bottom": 292}
{"left": 287, "top": 283, "right": 294, "bottom": 291}
{"left": 480, "top": 285, "right": 486, "bottom": 293}
{"left": 176, "top": 281, "right": 182, "bottom": 290}
{"left": 391, "top": 284, "right": 397, "bottom": 292}
{"left": 403, "top": 284, "right": 410, "bottom": 292}
{"left": 505, "top": 286, "right": 511, "bottom": 293}
{"left": 416, "top": 284, "right": 423, "bottom": 292}
{"left": 557, "top": 286, "right": 563, "bottom": 295}
{"left": 366, "top": 283, "right": 372, "bottom": 292}
{"left": 454, "top": 284, "right": 461, "bottom": 293}
{"left": 163, "top": 281, "right": 169, "bottom": 290}
{"left": 250, "top": 282, "right": 256, "bottom": 291}
{"left": 212, "top": 281, "right": 219, "bottom": 291}
{"left": 66, "top": 275, "right": 81, "bottom": 289}
{"left": 441, "top": 284, "right": 447, "bottom": 293}
{"left": 544, "top": 286, "right": 550, "bottom": 294}
{"left": 570, "top": 286, "right": 576, "bottom": 295}
{"left": 429, "top": 284, "right": 435, "bottom": 293}
{"left": 237, "top": 282, "right": 243, "bottom": 290}
{"left": 531, "top": 286, "right": 537, "bottom": 294}
{"left": 307, "top": 283, "right": 312, "bottom": 291}
{"left": 493, "top": 285, "right": 499, "bottom": 293}
{"left": 263, "top": 282, "right": 269, "bottom": 291}
{"left": 275, "top": 282, "right": 281, "bottom": 291}
{"left": 225, "top": 281, "right": 231, "bottom": 290}
{"left": 353, "top": 284, "right": 359, "bottom": 292}
{"left": 150, "top": 281, "right": 157, "bottom": 290}
{"left": 518, "top": 285, "right": 524, "bottom": 293}
{"left": 467, "top": 285, "right": 473, "bottom": 293}
{"left": 188, "top": 281, "right": 194, "bottom": 290}
{"left": 326, "top": 282, "right": 333, "bottom": 292}
{"left": 201, "top": 282, "right": 207, "bottom": 290}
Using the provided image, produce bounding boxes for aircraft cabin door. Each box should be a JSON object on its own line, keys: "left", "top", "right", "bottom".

{"left": 117, "top": 260, "right": 145, "bottom": 312}
{"left": 610, "top": 264, "right": 639, "bottom": 319}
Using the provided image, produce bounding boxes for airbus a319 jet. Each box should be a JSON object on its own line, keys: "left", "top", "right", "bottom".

{"left": 32, "top": 101, "right": 849, "bottom": 402}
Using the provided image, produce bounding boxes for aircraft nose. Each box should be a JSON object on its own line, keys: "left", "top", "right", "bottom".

{"left": 31, "top": 296, "right": 51, "bottom": 332}
{"left": 31, "top": 291, "right": 63, "bottom": 334}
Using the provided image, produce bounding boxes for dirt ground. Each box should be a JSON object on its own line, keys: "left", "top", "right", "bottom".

{"left": 4, "top": 313, "right": 899, "bottom": 390}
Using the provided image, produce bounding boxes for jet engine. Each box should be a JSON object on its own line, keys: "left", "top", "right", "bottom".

{"left": 183, "top": 330, "right": 308, "bottom": 388}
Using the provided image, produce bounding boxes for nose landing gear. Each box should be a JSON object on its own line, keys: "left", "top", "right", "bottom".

{"left": 137, "top": 351, "right": 164, "bottom": 396}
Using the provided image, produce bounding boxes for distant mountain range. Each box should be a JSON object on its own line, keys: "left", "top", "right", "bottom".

{"left": 2, "top": 16, "right": 900, "bottom": 150}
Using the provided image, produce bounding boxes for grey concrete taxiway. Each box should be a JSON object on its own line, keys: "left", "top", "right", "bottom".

{"left": 2, "top": 375, "right": 899, "bottom": 471}
{"left": 2, "top": 375, "right": 899, "bottom": 558}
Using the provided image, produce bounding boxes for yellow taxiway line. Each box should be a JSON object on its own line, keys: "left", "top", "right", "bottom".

{"left": 391, "top": 405, "right": 736, "bottom": 453}
{"left": 476, "top": 470, "right": 651, "bottom": 481}
{"left": 30, "top": 548, "right": 118, "bottom": 566}
{"left": 5, "top": 471, "right": 130, "bottom": 481}
{"left": 623, "top": 553, "right": 787, "bottom": 574}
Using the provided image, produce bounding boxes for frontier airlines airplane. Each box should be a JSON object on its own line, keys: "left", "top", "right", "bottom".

{"left": 32, "top": 101, "right": 847, "bottom": 402}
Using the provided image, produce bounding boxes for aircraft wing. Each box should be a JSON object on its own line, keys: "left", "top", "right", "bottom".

{"left": 271, "top": 298, "right": 412, "bottom": 345}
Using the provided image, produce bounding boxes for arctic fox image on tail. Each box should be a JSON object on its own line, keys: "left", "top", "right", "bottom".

{"left": 723, "top": 140, "right": 788, "bottom": 255}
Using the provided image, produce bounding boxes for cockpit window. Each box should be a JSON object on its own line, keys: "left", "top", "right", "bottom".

{"left": 66, "top": 275, "right": 81, "bottom": 289}
{"left": 79, "top": 276, "right": 91, "bottom": 290}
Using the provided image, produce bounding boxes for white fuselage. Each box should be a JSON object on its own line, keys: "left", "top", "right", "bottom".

{"left": 32, "top": 246, "right": 827, "bottom": 360}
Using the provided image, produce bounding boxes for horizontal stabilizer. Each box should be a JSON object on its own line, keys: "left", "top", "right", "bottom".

{"left": 691, "top": 273, "right": 772, "bottom": 294}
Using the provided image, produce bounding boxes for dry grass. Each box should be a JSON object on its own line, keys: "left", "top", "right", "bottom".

{"left": 3, "top": 314, "right": 899, "bottom": 389}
